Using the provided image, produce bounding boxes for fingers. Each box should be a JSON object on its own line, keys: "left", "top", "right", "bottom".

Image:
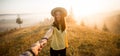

{"left": 38, "top": 46, "right": 42, "bottom": 53}
{"left": 30, "top": 39, "right": 48, "bottom": 55}
{"left": 30, "top": 41, "right": 41, "bottom": 55}
{"left": 38, "top": 39, "right": 47, "bottom": 51}
{"left": 39, "top": 39, "right": 47, "bottom": 47}
{"left": 31, "top": 45, "right": 39, "bottom": 55}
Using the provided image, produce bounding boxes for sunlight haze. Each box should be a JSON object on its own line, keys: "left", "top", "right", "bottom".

{"left": 0, "top": 0, "right": 120, "bottom": 26}
{"left": 0, "top": 0, "right": 120, "bottom": 16}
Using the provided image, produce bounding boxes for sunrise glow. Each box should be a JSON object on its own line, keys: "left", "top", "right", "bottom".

{"left": 0, "top": 0, "right": 120, "bottom": 25}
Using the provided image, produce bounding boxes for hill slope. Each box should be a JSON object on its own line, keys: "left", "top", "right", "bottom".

{"left": 0, "top": 24, "right": 120, "bottom": 56}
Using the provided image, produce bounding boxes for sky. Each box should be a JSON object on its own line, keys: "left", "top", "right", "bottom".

{"left": 0, "top": 0, "right": 120, "bottom": 19}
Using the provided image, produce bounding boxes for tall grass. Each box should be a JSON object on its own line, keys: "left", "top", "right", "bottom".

{"left": 0, "top": 24, "right": 120, "bottom": 56}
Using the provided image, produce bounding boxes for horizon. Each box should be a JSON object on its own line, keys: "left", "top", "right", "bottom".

{"left": 0, "top": 0, "right": 120, "bottom": 32}
{"left": 0, "top": 0, "right": 120, "bottom": 17}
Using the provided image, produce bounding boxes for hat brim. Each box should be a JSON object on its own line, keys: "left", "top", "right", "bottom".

{"left": 51, "top": 7, "right": 67, "bottom": 17}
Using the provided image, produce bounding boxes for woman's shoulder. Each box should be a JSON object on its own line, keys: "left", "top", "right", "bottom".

{"left": 48, "top": 24, "right": 54, "bottom": 30}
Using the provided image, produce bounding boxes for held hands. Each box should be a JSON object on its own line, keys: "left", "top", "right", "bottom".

{"left": 31, "top": 39, "right": 47, "bottom": 56}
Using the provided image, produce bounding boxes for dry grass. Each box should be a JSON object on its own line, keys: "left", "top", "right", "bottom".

{"left": 0, "top": 23, "right": 120, "bottom": 56}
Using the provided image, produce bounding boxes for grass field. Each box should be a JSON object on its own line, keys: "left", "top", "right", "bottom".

{"left": 0, "top": 22, "right": 120, "bottom": 56}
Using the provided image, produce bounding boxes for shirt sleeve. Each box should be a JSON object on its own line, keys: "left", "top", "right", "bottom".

{"left": 20, "top": 51, "right": 34, "bottom": 56}
{"left": 43, "top": 27, "right": 53, "bottom": 39}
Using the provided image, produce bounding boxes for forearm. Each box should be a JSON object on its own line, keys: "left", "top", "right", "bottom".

{"left": 42, "top": 27, "right": 53, "bottom": 39}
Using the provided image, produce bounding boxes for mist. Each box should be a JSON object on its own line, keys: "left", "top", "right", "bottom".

{"left": 74, "top": 10, "right": 120, "bottom": 34}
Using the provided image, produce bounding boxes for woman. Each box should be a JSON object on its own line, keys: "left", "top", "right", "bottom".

{"left": 20, "top": 7, "right": 68, "bottom": 56}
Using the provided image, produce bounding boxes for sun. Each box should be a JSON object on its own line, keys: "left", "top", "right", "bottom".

{"left": 65, "top": 0, "right": 105, "bottom": 18}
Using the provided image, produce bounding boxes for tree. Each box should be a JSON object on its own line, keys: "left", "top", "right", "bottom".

{"left": 94, "top": 24, "right": 98, "bottom": 29}
{"left": 16, "top": 14, "right": 23, "bottom": 28}
{"left": 66, "top": 6, "right": 76, "bottom": 25}
{"left": 102, "top": 23, "right": 109, "bottom": 31}
{"left": 81, "top": 19, "right": 85, "bottom": 26}
{"left": 113, "top": 14, "right": 120, "bottom": 33}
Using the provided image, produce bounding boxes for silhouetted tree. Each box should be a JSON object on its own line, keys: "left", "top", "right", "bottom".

{"left": 102, "top": 23, "right": 109, "bottom": 31}
{"left": 81, "top": 19, "right": 85, "bottom": 26}
{"left": 16, "top": 14, "right": 23, "bottom": 28}
{"left": 114, "top": 14, "right": 120, "bottom": 33}
{"left": 66, "top": 6, "right": 76, "bottom": 25}
{"left": 94, "top": 24, "right": 97, "bottom": 29}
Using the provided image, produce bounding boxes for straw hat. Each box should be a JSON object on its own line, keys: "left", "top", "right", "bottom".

{"left": 51, "top": 7, "right": 67, "bottom": 17}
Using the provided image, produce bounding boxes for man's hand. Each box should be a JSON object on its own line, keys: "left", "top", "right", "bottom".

{"left": 31, "top": 41, "right": 41, "bottom": 56}
{"left": 39, "top": 39, "right": 47, "bottom": 48}
{"left": 30, "top": 39, "right": 47, "bottom": 56}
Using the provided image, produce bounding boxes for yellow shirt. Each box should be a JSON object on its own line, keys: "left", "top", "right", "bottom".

{"left": 51, "top": 27, "right": 66, "bottom": 50}
{"left": 44, "top": 26, "right": 68, "bottom": 50}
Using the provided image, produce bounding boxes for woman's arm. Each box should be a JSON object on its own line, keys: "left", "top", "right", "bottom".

{"left": 42, "top": 27, "right": 53, "bottom": 40}
{"left": 38, "top": 27, "right": 53, "bottom": 48}
{"left": 20, "top": 27, "right": 53, "bottom": 56}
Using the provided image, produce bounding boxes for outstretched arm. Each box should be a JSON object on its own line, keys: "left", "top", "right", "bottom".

{"left": 20, "top": 27, "right": 53, "bottom": 56}
{"left": 43, "top": 27, "right": 53, "bottom": 40}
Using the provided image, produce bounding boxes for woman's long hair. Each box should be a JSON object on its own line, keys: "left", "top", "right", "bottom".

{"left": 53, "top": 17, "right": 66, "bottom": 32}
